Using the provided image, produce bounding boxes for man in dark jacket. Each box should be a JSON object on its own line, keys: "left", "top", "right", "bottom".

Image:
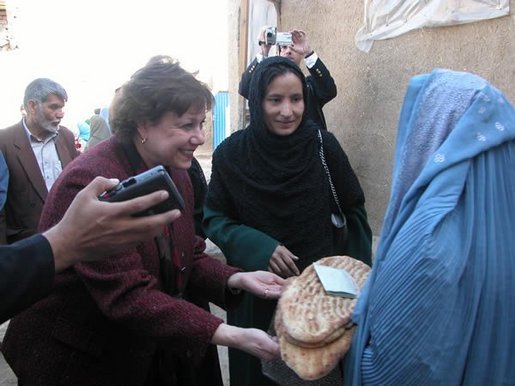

{"left": 0, "top": 78, "right": 79, "bottom": 244}
{"left": 239, "top": 28, "right": 337, "bottom": 130}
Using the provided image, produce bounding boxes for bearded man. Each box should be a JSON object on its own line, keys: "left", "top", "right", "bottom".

{"left": 0, "top": 78, "right": 79, "bottom": 244}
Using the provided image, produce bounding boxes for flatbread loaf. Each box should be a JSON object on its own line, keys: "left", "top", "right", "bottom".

{"left": 278, "top": 255, "right": 370, "bottom": 345}
{"left": 276, "top": 304, "right": 356, "bottom": 380}
{"left": 276, "top": 295, "right": 352, "bottom": 349}
{"left": 280, "top": 323, "right": 349, "bottom": 348}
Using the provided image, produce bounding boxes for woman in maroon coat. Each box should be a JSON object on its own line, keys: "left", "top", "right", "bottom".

{"left": 1, "top": 56, "right": 285, "bottom": 386}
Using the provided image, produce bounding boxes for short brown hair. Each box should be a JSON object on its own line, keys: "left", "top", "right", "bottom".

{"left": 111, "top": 55, "right": 213, "bottom": 143}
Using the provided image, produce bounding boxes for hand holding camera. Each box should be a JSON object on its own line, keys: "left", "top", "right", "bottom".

{"left": 257, "top": 26, "right": 273, "bottom": 57}
{"left": 263, "top": 26, "right": 293, "bottom": 47}
{"left": 98, "top": 165, "right": 185, "bottom": 217}
{"left": 289, "top": 30, "right": 313, "bottom": 58}
{"left": 260, "top": 27, "right": 314, "bottom": 58}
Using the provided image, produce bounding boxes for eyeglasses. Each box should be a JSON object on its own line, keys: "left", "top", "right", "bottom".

{"left": 258, "top": 41, "right": 272, "bottom": 46}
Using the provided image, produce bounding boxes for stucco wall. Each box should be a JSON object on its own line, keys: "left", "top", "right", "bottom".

{"left": 229, "top": 0, "right": 514, "bottom": 238}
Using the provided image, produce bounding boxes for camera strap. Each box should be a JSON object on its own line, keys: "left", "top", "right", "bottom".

{"left": 317, "top": 130, "right": 347, "bottom": 229}
{"left": 121, "top": 140, "right": 181, "bottom": 297}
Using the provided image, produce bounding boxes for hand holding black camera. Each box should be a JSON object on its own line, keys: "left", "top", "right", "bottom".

{"left": 98, "top": 165, "right": 185, "bottom": 217}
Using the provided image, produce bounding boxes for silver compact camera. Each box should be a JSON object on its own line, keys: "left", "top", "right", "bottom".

{"left": 264, "top": 27, "right": 293, "bottom": 46}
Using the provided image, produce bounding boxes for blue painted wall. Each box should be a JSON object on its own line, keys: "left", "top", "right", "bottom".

{"left": 213, "top": 91, "right": 229, "bottom": 149}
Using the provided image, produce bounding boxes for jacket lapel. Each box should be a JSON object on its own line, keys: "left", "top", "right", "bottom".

{"left": 55, "top": 129, "right": 74, "bottom": 167}
{"left": 13, "top": 125, "right": 48, "bottom": 201}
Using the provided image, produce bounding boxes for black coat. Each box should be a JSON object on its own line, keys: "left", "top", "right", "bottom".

{"left": 0, "top": 234, "right": 54, "bottom": 323}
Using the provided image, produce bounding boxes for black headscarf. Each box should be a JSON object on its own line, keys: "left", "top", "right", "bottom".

{"left": 207, "top": 56, "right": 363, "bottom": 266}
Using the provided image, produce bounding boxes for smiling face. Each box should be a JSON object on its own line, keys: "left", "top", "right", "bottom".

{"left": 135, "top": 105, "right": 206, "bottom": 170}
{"left": 262, "top": 72, "right": 304, "bottom": 136}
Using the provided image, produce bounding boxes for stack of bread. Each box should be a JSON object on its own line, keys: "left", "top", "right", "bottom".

{"left": 274, "top": 255, "right": 371, "bottom": 381}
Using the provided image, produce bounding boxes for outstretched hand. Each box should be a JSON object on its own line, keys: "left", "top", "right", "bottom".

{"left": 212, "top": 324, "right": 280, "bottom": 361}
{"left": 237, "top": 327, "right": 280, "bottom": 361}
{"left": 227, "top": 271, "right": 285, "bottom": 299}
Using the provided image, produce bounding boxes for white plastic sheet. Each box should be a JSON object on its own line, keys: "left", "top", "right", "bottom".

{"left": 355, "top": 0, "right": 510, "bottom": 52}
{"left": 248, "top": 0, "right": 278, "bottom": 63}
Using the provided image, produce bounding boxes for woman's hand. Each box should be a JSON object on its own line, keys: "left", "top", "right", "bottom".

{"left": 212, "top": 324, "right": 280, "bottom": 361}
{"left": 268, "top": 245, "right": 300, "bottom": 278}
{"left": 227, "top": 271, "right": 285, "bottom": 299}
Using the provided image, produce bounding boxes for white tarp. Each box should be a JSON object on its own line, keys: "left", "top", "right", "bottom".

{"left": 355, "top": 0, "right": 510, "bottom": 52}
{"left": 247, "top": 0, "right": 278, "bottom": 64}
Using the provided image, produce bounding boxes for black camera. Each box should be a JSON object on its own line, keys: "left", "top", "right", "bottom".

{"left": 98, "top": 165, "right": 185, "bottom": 217}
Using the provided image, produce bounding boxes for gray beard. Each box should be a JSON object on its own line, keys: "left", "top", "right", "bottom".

{"left": 45, "top": 124, "right": 59, "bottom": 134}
{"left": 35, "top": 108, "right": 59, "bottom": 135}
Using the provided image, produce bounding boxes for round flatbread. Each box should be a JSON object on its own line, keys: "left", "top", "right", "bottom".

{"left": 276, "top": 304, "right": 356, "bottom": 381}
{"left": 278, "top": 256, "right": 370, "bottom": 345}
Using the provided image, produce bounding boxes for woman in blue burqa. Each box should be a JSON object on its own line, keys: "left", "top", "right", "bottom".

{"left": 344, "top": 68, "right": 515, "bottom": 385}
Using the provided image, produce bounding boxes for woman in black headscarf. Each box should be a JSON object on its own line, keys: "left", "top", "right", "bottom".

{"left": 204, "top": 56, "right": 372, "bottom": 386}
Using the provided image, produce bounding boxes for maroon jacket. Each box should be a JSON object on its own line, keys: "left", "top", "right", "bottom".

{"left": 1, "top": 137, "right": 241, "bottom": 386}
{"left": 0, "top": 120, "right": 79, "bottom": 244}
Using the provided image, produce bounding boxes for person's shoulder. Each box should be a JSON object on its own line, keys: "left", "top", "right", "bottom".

{"left": 57, "top": 126, "right": 78, "bottom": 148}
{"left": 211, "top": 130, "right": 246, "bottom": 166}
{"left": 0, "top": 121, "right": 23, "bottom": 137}
{"left": 79, "top": 137, "right": 118, "bottom": 163}
{"left": 214, "top": 130, "right": 245, "bottom": 152}
{"left": 0, "top": 123, "right": 24, "bottom": 151}
{"left": 60, "top": 139, "right": 126, "bottom": 183}
{"left": 319, "top": 128, "right": 337, "bottom": 142}
{"left": 320, "top": 129, "right": 345, "bottom": 154}
{"left": 90, "top": 115, "right": 103, "bottom": 123}
{"left": 227, "top": 128, "right": 246, "bottom": 141}
{"left": 58, "top": 125, "right": 75, "bottom": 136}
{"left": 317, "top": 128, "right": 338, "bottom": 143}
